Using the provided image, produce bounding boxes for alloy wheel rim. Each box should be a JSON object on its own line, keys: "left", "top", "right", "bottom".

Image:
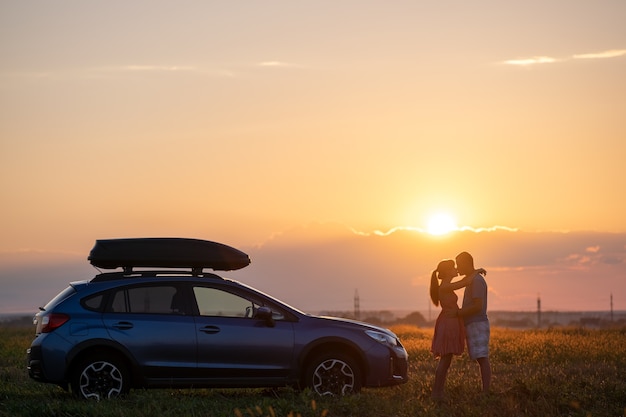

{"left": 312, "top": 359, "right": 355, "bottom": 396}
{"left": 79, "top": 361, "right": 123, "bottom": 400}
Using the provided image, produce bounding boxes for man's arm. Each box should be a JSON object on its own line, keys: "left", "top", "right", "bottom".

{"left": 441, "top": 268, "right": 485, "bottom": 292}
{"left": 440, "top": 274, "right": 474, "bottom": 292}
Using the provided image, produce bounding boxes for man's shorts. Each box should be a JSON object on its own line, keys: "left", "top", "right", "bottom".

{"left": 466, "top": 320, "right": 490, "bottom": 360}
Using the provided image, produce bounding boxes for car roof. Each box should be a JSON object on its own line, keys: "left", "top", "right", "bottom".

{"left": 90, "top": 269, "right": 224, "bottom": 283}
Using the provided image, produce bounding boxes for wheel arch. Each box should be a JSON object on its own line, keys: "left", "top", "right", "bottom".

{"left": 298, "top": 338, "right": 368, "bottom": 385}
{"left": 66, "top": 339, "right": 141, "bottom": 388}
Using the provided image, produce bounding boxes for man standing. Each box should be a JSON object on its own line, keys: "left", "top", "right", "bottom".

{"left": 455, "top": 251, "right": 491, "bottom": 393}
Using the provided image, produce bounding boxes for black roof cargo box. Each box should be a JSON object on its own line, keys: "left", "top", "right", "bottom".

{"left": 88, "top": 238, "right": 250, "bottom": 271}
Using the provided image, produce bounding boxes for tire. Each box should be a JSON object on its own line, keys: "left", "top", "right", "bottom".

{"left": 70, "top": 353, "right": 130, "bottom": 400}
{"left": 304, "top": 353, "right": 362, "bottom": 396}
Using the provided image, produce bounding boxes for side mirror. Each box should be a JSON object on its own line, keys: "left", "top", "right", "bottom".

{"left": 254, "top": 306, "right": 275, "bottom": 328}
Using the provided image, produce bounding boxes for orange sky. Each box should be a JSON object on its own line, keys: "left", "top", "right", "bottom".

{"left": 1, "top": 1, "right": 625, "bottom": 313}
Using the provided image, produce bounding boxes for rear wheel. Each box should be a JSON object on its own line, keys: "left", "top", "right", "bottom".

{"left": 70, "top": 353, "right": 130, "bottom": 400}
{"left": 304, "top": 353, "right": 362, "bottom": 396}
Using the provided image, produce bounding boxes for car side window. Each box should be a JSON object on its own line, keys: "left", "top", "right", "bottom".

{"left": 82, "top": 293, "right": 105, "bottom": 312}
{"left": 110, "top": 290, "right": 127, "bottom": 313}
{"left": 108, "top": 285, "right": 181, "bottom": 315}
{"left": 193, "top": 287, "right": 259, "bottom": 318}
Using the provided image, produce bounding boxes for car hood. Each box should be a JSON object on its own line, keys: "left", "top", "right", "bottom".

{"left": 312, "top": 315, "right": 399, "bottom": 338}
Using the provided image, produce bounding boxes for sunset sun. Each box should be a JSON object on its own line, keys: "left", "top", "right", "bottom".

{"left": 426, "top": 213, "right": 458, "bottom": 235}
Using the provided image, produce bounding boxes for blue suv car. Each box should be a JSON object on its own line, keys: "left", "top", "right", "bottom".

{"left": 27, "top": 238, "right": 408, "bottom": 400}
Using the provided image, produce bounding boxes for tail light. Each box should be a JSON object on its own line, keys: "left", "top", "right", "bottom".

{"left": 40, "top": 313, "right": 70, "bottom": 333}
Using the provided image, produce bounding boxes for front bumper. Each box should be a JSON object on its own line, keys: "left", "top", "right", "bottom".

{"left": 364, "top": 344, "right": 409, "bottom": 387}
{"left": 390, "top": 352, "right": 408, "bottom": 384}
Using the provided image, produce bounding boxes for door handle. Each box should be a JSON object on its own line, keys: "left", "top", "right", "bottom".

{"left": 112, "top": 321, "right": 133, "bottom": 330}
{"left": 199, "top": 325, "right": 220, "bottom": 334}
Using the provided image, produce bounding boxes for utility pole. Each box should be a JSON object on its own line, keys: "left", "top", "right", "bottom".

{"left": 537, "top": 294, "right": 541, "bottom": 328}
{"left": 610, "top": 293, "right": 614, "bottom": 323}
{"left": 354, "top": 289, "right": 360, "bottom": 321}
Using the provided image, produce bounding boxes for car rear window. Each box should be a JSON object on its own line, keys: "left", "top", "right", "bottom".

{"left": 42, "top": 286, "right": 76, "bottom": 311}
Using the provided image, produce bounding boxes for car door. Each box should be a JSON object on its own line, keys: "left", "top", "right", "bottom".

{"left": 102, "top": 283, "right": 197, "bottom": 380}
{"left": 192, "top": 285, "right": 295, "bottom": 384}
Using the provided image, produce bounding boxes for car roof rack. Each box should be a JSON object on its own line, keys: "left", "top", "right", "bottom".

{"left": 91, "top": 269, "right": 224, "bottom": 282}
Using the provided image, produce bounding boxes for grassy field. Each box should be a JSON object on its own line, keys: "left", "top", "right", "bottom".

{"left": 1, "top": 323, "right": 625, "bottom": 417}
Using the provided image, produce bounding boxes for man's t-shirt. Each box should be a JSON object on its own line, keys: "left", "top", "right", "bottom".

{"left": 462, "top": 272, "right": 488, "bottom": 325}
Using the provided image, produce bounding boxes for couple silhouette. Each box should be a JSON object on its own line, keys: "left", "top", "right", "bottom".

{"left": 429, "top": 251, "right": 491, "bottom": 401}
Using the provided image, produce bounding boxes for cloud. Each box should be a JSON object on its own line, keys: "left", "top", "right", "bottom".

{"left": 353, "top": 225, "right": 518, "bottom": 237}
{"left": 586, "top": 246, "right": 600, "bottom": 253}
{"left": 124, "top": 65, "right": 198, "bottom": 72}
{"left": 503, "top": 56, "right": 559, "bottom": 66}
{"left": 458, "top": 225, "right": 519, "bottom": 233}
{"left": 102, "top": 65, "right": 235, "bottom": 77}
{"left": 2, "top": 60, "right": 306, "bottom": 81}
{"left": 503, "top": 48, "right": 626, "bottom": 66}
{"left": 1, "top": 65, "right": 237, "bottom": 81}
{"left": 256, "top": 61, "right": 303, "bottom": 69}
{"left": 573, "top": 49, "right": 626, "bottom": 60}
{"left": 2, "top": 225, "right": 625, "bottom": 314}
{"left": 235, "top": 224, "right": 626, "bottom": 311}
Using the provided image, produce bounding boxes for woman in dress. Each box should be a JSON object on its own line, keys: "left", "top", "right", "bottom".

{"left": 429, "top": 259, "right": 477, "bottom": 400}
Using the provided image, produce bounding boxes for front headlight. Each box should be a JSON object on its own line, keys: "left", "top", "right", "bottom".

{"left": 365, "top": 330, "right": 398, "bottom": 348}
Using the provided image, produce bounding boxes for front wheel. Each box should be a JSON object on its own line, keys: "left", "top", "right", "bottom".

{"left": 304, "top": 353, "right": 362, "bottom": 396}
{"left": 70, "top": 353, "right": 130, "bottom": 400}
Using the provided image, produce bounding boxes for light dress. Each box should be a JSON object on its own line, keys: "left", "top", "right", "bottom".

{"left": 430, "top": 290, "right": 466, "bottom": 359}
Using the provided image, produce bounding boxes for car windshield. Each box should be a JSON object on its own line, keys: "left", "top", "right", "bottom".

{"left": 234, "top": 280, "right": 306, "bottom": 315}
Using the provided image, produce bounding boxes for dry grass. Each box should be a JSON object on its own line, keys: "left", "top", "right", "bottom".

{"left": 1, "top": 324, "right": 625, "bottom": 417}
